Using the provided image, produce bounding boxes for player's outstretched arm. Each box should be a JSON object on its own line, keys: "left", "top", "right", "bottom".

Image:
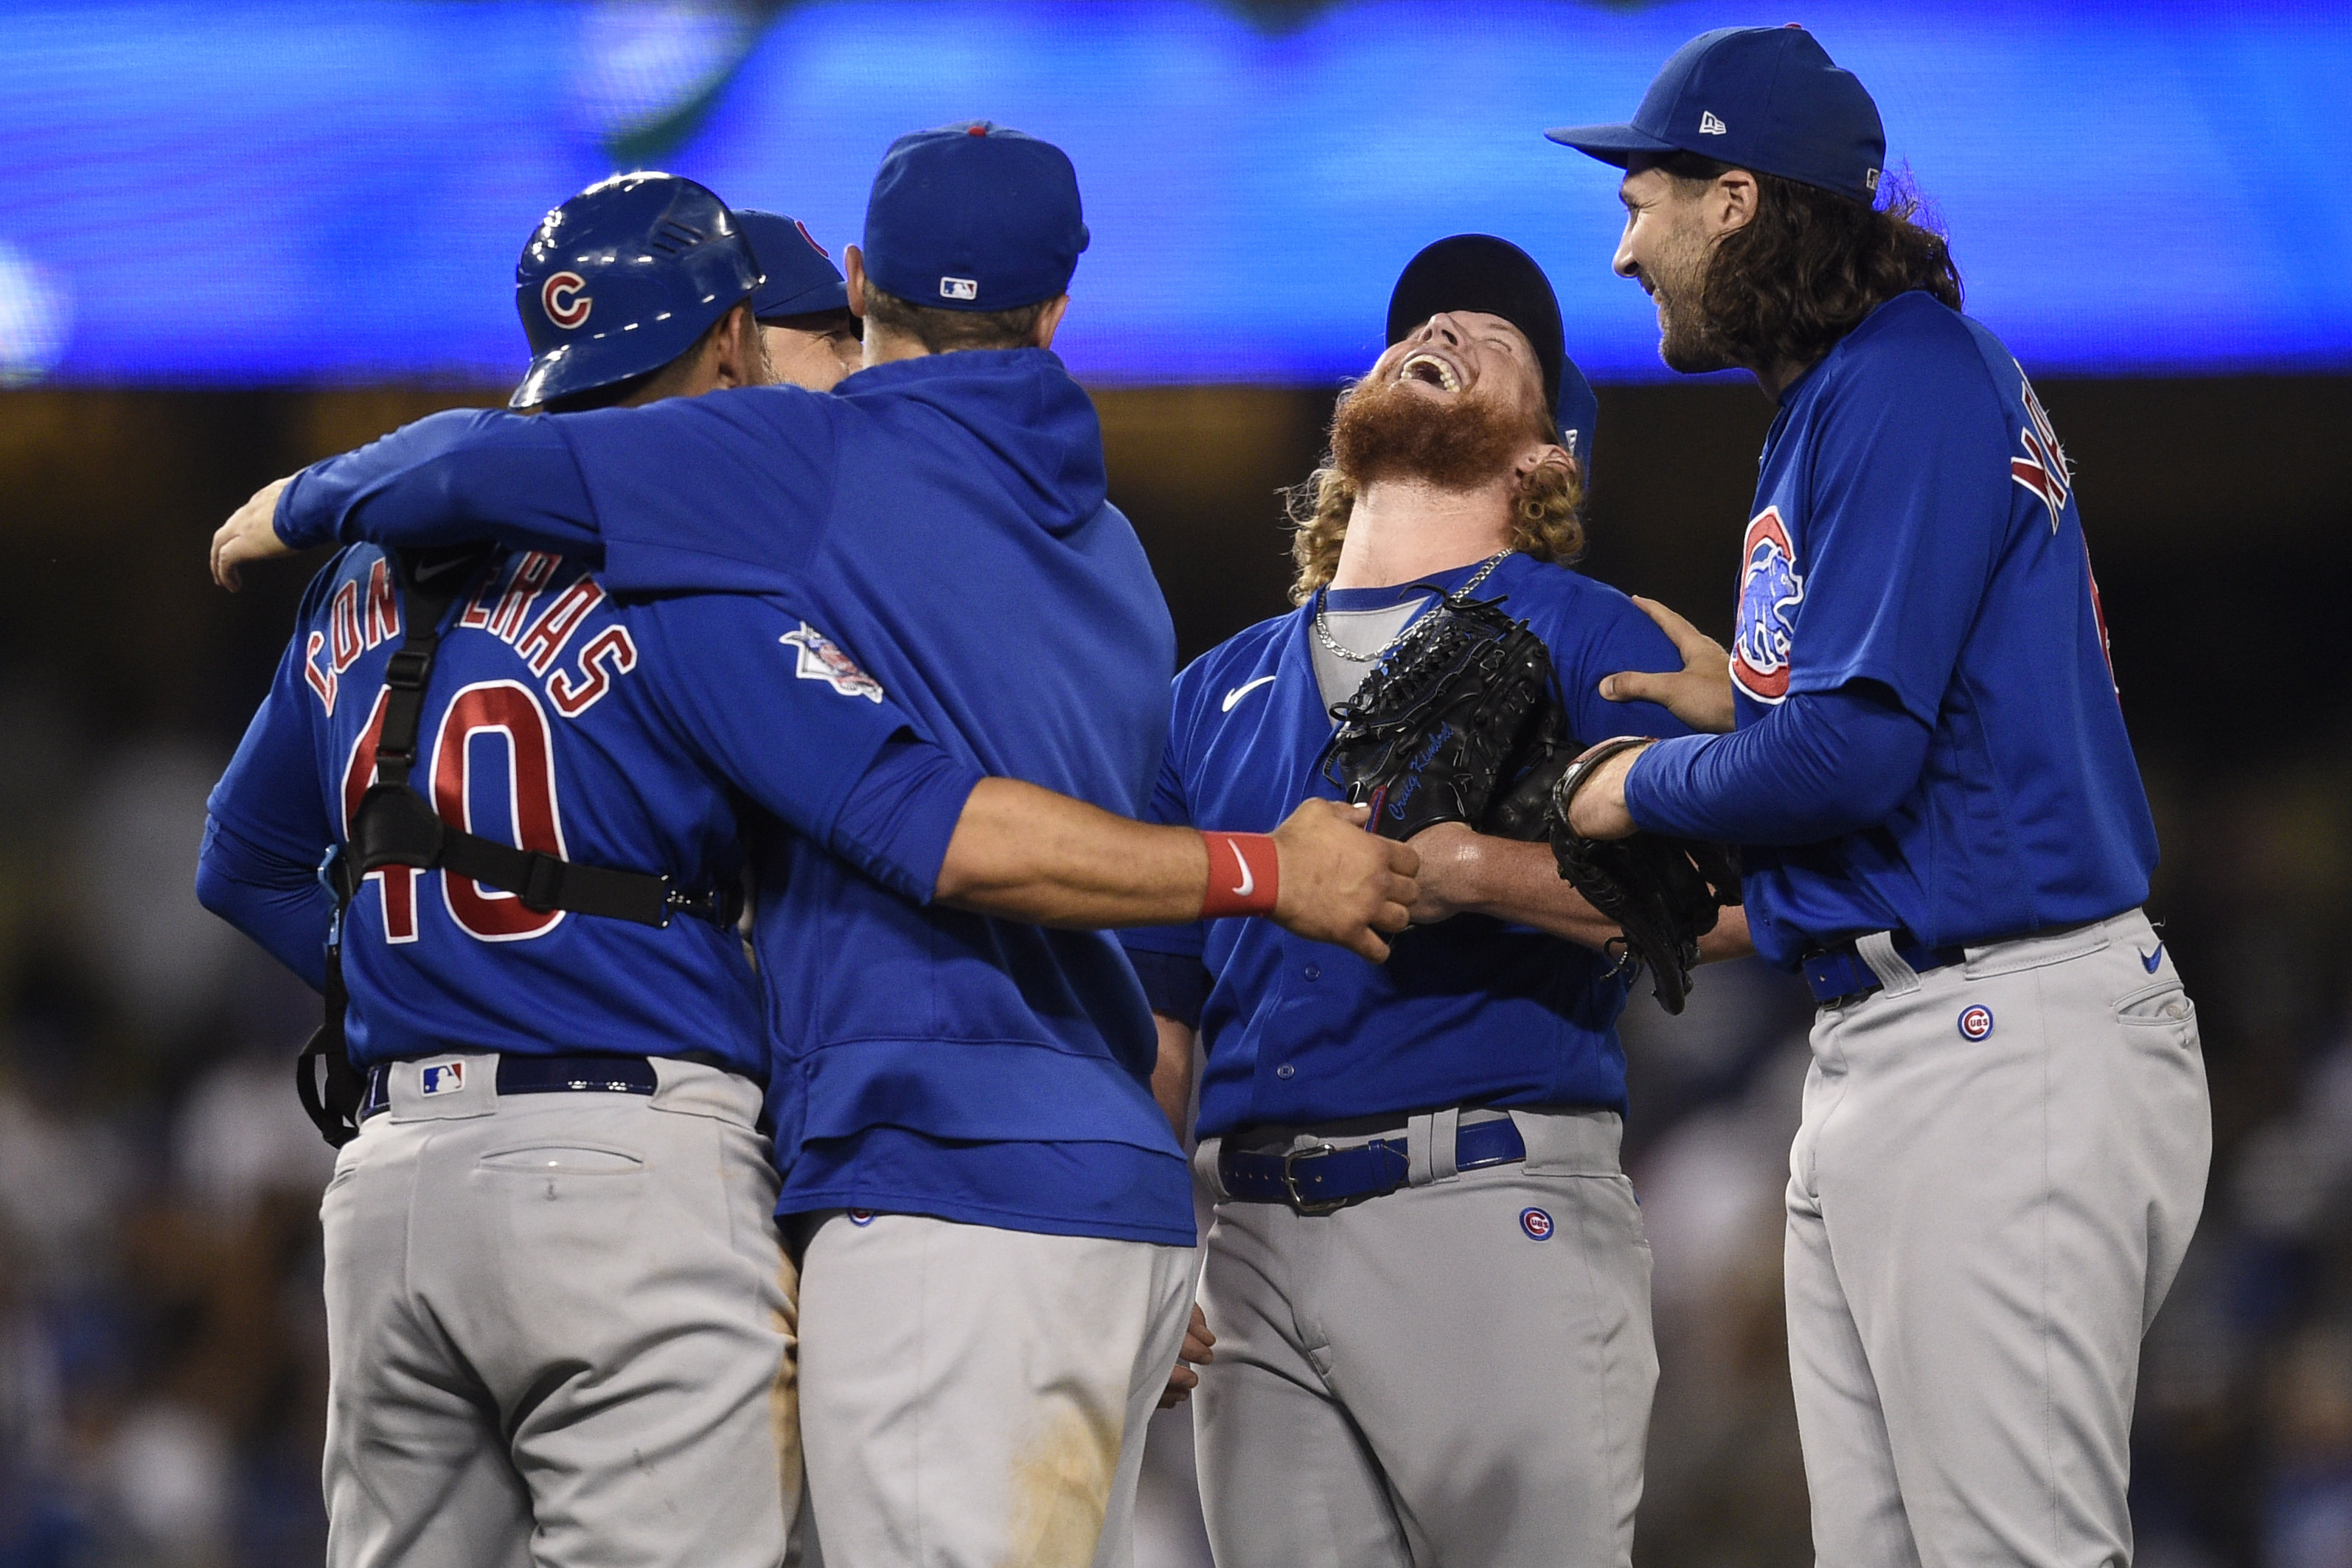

{"left": 936, "top": 782, "right": 1418, "bottom": 962}
{"left": 1408, "top": 821, "right": 1755, "bottom": 963}
{"left": 1598, "top": 596, "right": 1737, "bottom": 735}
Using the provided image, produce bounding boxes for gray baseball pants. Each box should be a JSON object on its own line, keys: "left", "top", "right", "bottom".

{"left": 793, "top": 1210, "right": 1198, "bottom": 1568}
{"left": 1786, "top": 909, "right": 2210, "bottom": 1567}
{"left": 319, "top": 1054, "right": 799, "bottom": 1568}
{"left": 1190, "top": 1107, "right": 1656, "bottom": 1567}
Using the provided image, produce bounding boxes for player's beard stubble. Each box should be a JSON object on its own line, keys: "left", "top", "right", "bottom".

{"left": 1330, "top": 375, "right": 1540, "bottom": 492}
{"left": 1647, "top": 224, "right": 1738, "bottom": 375}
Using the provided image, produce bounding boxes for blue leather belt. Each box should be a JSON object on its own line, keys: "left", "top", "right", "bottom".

{"left": 1801, "top": 919, "right": 2109, "bottom": 1006}
{"left": 359, "top": 1053, "right": 659, "bottom": 1121}
{"left": 1800, "top": 934, "right": 1966, "bottom": 1006}
{"left": 1220, "top": 1117, "right": 1527, "bottom": 1212}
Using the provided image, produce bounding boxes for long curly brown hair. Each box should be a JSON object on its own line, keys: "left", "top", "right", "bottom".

{"left": 1285, "top": 449, "right": 1585, "bottom": 604}
{"left": 1660, "top": 151, "right": 1963, "bottom": 372}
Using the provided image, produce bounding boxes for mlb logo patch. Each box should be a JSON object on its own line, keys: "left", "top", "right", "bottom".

{"left": 939, "top": 276, "right": 978, "bottom": 302}
{"left": 779, "top": 623, "right": 886, "bottom": 702}
{"left": 419, "top": 1060, "right": 467, "bottom": 1096}
{"left": 1520, "top": 1206, "right": 1554, "bottom": 1241}
{"left": 1958, "top": 1005, "right": 1995, "bottom": 1042}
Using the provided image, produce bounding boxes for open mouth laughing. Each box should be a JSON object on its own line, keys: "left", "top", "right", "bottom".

{"left": 1396, "top": 349, "right": 1464, "bottom": 392}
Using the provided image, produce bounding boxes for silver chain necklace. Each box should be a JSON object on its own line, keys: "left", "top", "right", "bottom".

{"left": 1312, "top": 549, "right": 1513, "bottom": 663}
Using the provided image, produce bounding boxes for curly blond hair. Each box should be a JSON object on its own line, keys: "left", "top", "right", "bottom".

{"left": 1286, "top": 458, "right": 1586, "bottom": 604}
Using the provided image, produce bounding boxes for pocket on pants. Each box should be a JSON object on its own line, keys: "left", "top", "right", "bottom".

{"left": 2117, "top": 987, "right": 2201, "bottom": 1062}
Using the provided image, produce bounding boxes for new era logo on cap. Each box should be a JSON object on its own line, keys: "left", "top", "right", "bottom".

{"left": 1545, "top": 25, "right": 1889, "bottom": 206}
{"left": 939, "top": 276, "right": 978, "bottom": 301}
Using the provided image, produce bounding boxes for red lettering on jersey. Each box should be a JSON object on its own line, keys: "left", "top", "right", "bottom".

{"left": 487, "top": 552, "right": 560, "bottom": 642}
{"left": 2084, "top": 534, "right": 2118, "bottom": 693}
{"left": 431, "top": 681, "right": 568, "bottom": 941}
{"left": 330, "top": 581, "right": 363, "bottom": 673}
{"left": 516, "top": 577, "right": 606, "bottom": 676}
{"left": 459, "top": 562, "right": 505, "bottom": 629}
{"left": 363, "top": 557, "right": 400, "bottom": 649}
{"left": 547, "top": 626, "right": 638, "bottom": 718}
{"left": 338, "top": 688, "right": 419, "bottom": 943}
{"left": 2010, "top": 363, "right": 2072, "bottom": 532}
{"left": 304, "top": 630, "right": 338, "bottom": 714}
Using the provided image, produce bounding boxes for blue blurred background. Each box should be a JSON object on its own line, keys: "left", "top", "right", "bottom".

{"left": 1, "top": 0, "right": 2348, "bottom": 388}
{"left": 3, "top": 6, "right": 2351, "bottom": 1568}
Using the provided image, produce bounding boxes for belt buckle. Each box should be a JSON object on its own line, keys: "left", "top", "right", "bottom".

{"left": 1281, "top": 1142, "right": 1347, "bottom": 1214}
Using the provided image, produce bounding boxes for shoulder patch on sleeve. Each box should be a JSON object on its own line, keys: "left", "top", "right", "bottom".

{"left": 780, "top": 622, "right": 886, "bottom": 702}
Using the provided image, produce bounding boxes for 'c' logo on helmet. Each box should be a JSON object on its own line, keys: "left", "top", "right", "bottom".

{"left": 542, "top": 272, "right": 591, "bottom": 330}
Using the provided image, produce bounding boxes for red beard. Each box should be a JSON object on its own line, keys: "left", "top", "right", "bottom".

{"left": 1329, "top": 375, "right": 1535, "bottom": 491}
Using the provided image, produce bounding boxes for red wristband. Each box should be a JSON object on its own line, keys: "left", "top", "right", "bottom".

{"left": 1199, "top": 831, "right": 1280, "bottom": 919}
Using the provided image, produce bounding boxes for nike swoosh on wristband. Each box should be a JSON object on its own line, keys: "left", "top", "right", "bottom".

{"left": 1227, "top": 840, "right": 1255, "bottom": 898}
{"left": 1222, "top": 675, "right": 1276, "bottom": 712}
{"left": 2139, "top": 943, "right": 2165, "bottom": 972}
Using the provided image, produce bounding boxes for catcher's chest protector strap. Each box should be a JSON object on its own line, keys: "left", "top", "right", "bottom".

{"left": 296, "top": 550, "right": 714, "bottom": 1148}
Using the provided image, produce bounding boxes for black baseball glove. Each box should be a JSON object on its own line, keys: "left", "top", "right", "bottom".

{"left": 1482, "top": 697, "right": 1578, "bottom": 841}
{"left": 1547, "top": 736, "right": 1743, "bottom": 1015}
{"left": 1318, "top": 591, "right": 1557, "bottom": 841}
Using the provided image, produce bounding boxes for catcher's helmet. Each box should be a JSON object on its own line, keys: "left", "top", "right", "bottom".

{"left": 510, "top": 172, "right": 762, "bottom": 410}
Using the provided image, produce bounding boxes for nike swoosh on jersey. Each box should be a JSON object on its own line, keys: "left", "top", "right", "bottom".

{"left": 2139, "top": 943, "right": 2165, "bottom": 972}
{"left": 1221, "top": 675, "right": 1276, "bottom": 712}
{"left": 1226, "top": 840, "right": 1255, "bottom": 898}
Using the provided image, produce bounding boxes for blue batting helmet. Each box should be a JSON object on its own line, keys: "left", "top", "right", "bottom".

{"left": 510, "top": 172, "right": 763, "bottom": 410}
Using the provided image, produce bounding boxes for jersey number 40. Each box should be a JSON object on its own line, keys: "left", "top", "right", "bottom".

{"left": 341, "top": 680, "right": 568, "bottom": 944}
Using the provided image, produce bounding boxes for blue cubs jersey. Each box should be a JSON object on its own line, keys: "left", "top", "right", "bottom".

{"left": 1666, "top": 291, "right": 2155, "bottom": 966}
{"left": 206, "top": 543, "right": 935, "bottom": 1074}
{"left": 1121, "top": 553, "right": 1691, "bottom": 1139}
{"left": 271, "top": 349, "right": 1194, "bottom": 1246}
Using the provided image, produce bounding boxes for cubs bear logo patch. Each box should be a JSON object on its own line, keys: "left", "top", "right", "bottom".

{"left": 779, "top": 623, "right": 886, "bottom": 702}
{"left": 1731, "top": 506, "right": 1803, "bottom": 704}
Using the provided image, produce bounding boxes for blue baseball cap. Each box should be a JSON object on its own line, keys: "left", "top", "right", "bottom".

{"left": 1385, "top": 234, "right": 1597, "bottom": 475}
{"left": 1546, "top": 25, "right": 1885, "bottom": 206}
{"left": 736, "top": 209, "right": 849, "bottom": 320}
{"left": 862, "top": 121, "right": 1090, "bottom": 313}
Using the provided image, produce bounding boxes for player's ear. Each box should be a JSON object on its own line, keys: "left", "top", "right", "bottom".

{"left": 1031, "top": 293, "right": 1071, "bottom": 349}
{"left": 1514, "top": 442, "right": 1573, "bottom": 484}
{"left": 1711, "top": 168, "right": 1760, "bottom": 237}
{"left": 843, "top": 245, "right": 871, "bottom": 320}
{"left": 712, "top": 302, "right": 766, "bottom": 389}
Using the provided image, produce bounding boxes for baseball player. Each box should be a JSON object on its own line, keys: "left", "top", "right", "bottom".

{"left": 194, "top": 171, "right": 929, "bottom": 1568}
{"left": 734, "top": 207, "right": 865, "bottom": 389}
{"left": 1548, "top": 27, "right": 2210, "bottom": 1567}
{"left": 207, "top": 126, "right": 1416, "bottom": 1568}
{"left": 1121, "top": 234, "right": 1747, "bottom": 1568}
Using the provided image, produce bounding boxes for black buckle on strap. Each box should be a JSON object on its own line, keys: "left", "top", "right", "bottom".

{"left": 383, "top": 647, "right": 434, "bottom": 691}
{"left": 520, "top": 851, "right": 566, "bottom": 913}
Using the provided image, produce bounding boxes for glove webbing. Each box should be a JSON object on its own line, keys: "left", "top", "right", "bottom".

{"left": 296, "top": 548, "right": 736, "bottom": 1148}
